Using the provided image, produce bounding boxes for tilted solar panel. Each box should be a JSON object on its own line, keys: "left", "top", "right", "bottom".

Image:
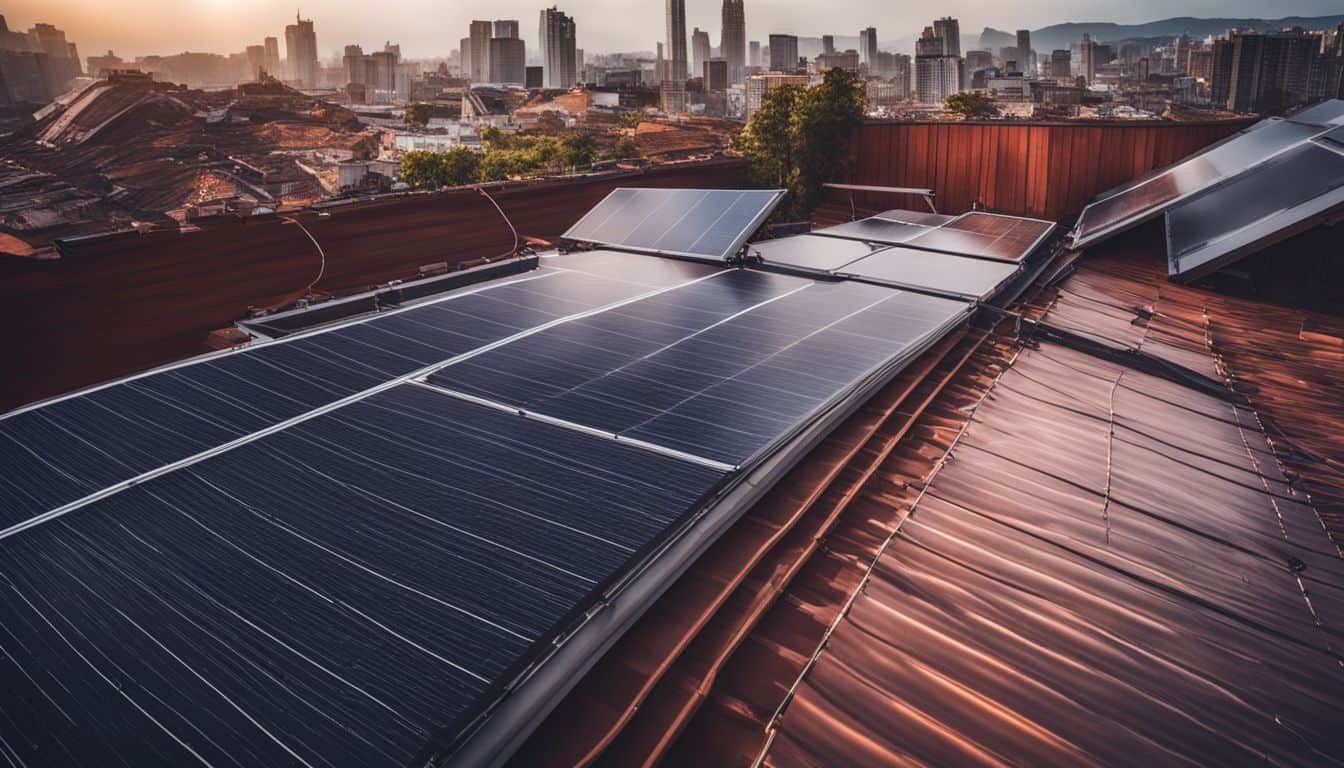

{"left": 1288, "top": 98, "right": 1344, "bottom": 126}
{"left": 905, "top": 212, "right": 1055, "bottom": 264}
{"left": 747, "top": 234, "right": 885, "bottom": 272}
{"left": 837, "top": 246, "right": 1020, "bottom": 300}
{"left": 873, "top": 209, "right": 957, "bottom": 227}
{"left": 810, "top": 216, "right": 933, "bottom": 245}
{"left": 1070, "top": 117, "right": 1332, "bottom": 248}
{"left": 562, "top": 188, "right": 785, "bottom": 262}
{"left": 1166, "top": 142, "right": 1344, "bottom": 282}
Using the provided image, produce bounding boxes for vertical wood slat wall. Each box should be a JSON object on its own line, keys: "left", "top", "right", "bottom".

{"left": 839, "top": 119, "right": 1254, "bottom": 221}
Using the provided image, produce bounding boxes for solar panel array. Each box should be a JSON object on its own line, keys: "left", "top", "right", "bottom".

{"left": 904, "top": 212, "right": 1054, "bottom": 263}
{"left": 1071, "top": 103, "right": 1344, "bottom": 249}
{"left": 837, "top": 247, "right": 1020, "bottom": 300}
{"left": 748, "top": 234, "right": 886, "bottom": 272}
{"left": 1166, "top": 140, "right": 1344, "bottom": 281}
{"left": 563, "top": 188, "right": 784, "bottom": 262}
{"left": 810, "top": 208, "right": 954, "bottom": 245}
{"left": 0, "top": 241, "right": 971, "bottom": 766}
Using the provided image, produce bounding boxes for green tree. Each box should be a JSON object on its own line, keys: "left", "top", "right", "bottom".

{"left": 943, "top": 92, "right": 998, "bottom": 119}
{"left": 610, "top": 136, "right": 641, "bottom": 160}
{"left": 399, "top": 147, "right": 481, "bottom": 189}
{"left": 733, "top": 68, "right": 866, "bottom": 217}
{"left": 404, "top": 103, "right": 431, "bottom": 126}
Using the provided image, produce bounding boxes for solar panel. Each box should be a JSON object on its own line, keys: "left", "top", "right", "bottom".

{"left": 1288, "top": 98, "right": 1344, "bottom": 125}
{"left": 1071, "top": 117, "right": 1332, "bottom": 248}
{"left": 0, "top": 384, "right": 726, "bottom": 767}
{"left": 873, "top": 209, "right": 957, "bottom": 226}
{"left": 0, "top": 256, "right": 718, "bottom": 530}
{"left": 1166, "top": 142, "right": 1344, "bottom": 282}
{"left": 429, "top": 271, "right": 969, "bottom": 465}
{"left": 905, "top": 212, "right": 1055, "bottom": 263}
{"left": 1315, "top": 124, "right": 1344, "bottom": 150}
{"left": 837, "top": 246, "right": 1020, "bottom": 300}
{"left": 811, "top": 216, "right": 933, "bottom": 245}
{"left": 562, "top": 188, "right": 785, "bottom": 262}
{"left": 747, "top": 234, "right": 885, "bottom": 272}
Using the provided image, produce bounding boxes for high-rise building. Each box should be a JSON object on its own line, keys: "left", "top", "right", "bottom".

{"left": 245, "top": 45, "right": 265, "bottom": 80}
{"left": 1049, "top": 49, "right": 1071, "bottom": 79}
{"left": 1080, "top": 33, "right": 1097, "bottom": 84}
{"left": 493, "top": 20, "right": 519, "bottom": 39}
{"left": 459, "top": 38, "right": 472, "bottom": 77}
{"left": 859, "top": 27, "right": 877, "bottom": 67}
{"left": 665, "top": 0, "right": 688, "bottom": 82}
{"left": 538, "top": 6, "right": 577, "bottom": 88}
{"left": 746, "top": 71, "right": 809, "bottom": 119}
{"left": 1015, "top": 29, "right": 1031, "bottom": 74}
{"left": 342, "top": 44, "right": 365, "bottom": 85}
{"left": 822, "top": 35, "right": 835, "bottom": 55}
{"left": 1226, "top": 30, "right": 1321, "bottom": 114}
{"left": 721, "top": 0, "right": 747, "bottom": 85}
{"left": 1210, "top": 37, "right": 1234, "bottom": 107}
{"left": 915, "top": 26, "right": 959, "bottom": 104}
{"left": 692, "top": 27, "right": 711, "bottom": 79}
{"left": 892, "top": 53, "right": 912, "bottom": 99}
{"left": 488, "top": 38, "right": 525, "bottom": 84}
{"left": 468, "top": 20, "right": 491, "bottom": 82}
{"left": 769, "top": 34, "right": 799, "bottom": 72}
{"left": 817, "top": 50, "right": 860, "bottom": 73}
{"left": 263, "top": 37, "right": 280, "bottom": 78}
{"left": 283, "top": 12, "right": 318, "bottom": 88}
{"left": 749, "top": 40, "right": 762, "bottom": 68}
{"left": 933, "top": 18, "right": 960, "bottom": 58}
{"left": 704, "top": 58, "right": 728, "bottom": 91}
{"left": 965, "top": 49, "right": 993, "bottom": 72}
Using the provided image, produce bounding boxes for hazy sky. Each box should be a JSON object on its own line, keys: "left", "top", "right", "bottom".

{"left": 6, "top": 0, "right": 1340, "bottom": 61}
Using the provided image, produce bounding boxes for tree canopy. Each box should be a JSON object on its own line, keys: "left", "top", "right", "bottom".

{"left": 944, "top": 92, "right": 999, "bottom": 119}
{"left": 733, "top": 68, "right": 867, "bottom": 218}
{"left": 399, "top": 131, "right": 618, "bottom": 189}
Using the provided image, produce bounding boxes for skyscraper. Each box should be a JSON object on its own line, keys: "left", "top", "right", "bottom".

{"left": 468, "top": 20, "right": 491, "bottom": 82}
{"left": 749, "top": 40, "right": 761, "bottom": 68}
{"left": 721, "top": 0, "right": 747, "bottom": 85}
{"left": 666, "top": 0, "right": 687, "bottom": 82}
{"left": 538, "top": 6, "right": 577, "bottom": 88}
{"left": 1016, "top": 29, "right": 1031, "bottom": 74}
{"left": 263, "top": 37, "right": 280, "bottom": 78}
{"left": 859, "top": 27, "right": 877, "bottom": 67}
{"left": 822, "top": 35, "right": 835, "bottom": 55}
{"left": 1226, "top": 30, "right": 1321, "bottom": 114}
{"left": 692, "top": 28, "right": 711, "bottom": 78}
{"left": 769, "top": 34, "right": 799, "bottom": 72}
{"left": 1080, "top": 33, "right": 1096, "bottom": 84}
{"left": 493, "top": 20, "right": 519, "bottom": 39}
{"left": 933, "top": 17, "right": 960, "bottom": 58}
{"left": 283, "top": 12, "right": 318, "bottom": 88}
{"left": 916, "top": 26, "right": 959, "bottom": 104}
{"left": 488, "top": 38, "right": 525, "bottom": 84}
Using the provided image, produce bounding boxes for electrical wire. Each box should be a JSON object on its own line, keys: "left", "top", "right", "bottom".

{"left": 477, "top": 186, "right": 520, "bottom": 260}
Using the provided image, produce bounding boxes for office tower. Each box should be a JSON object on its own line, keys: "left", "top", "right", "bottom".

{"left": 769, "top": 34, "right": 799, "bottom": 72}
{"left": 859, "top": 27, "right": 877, "bottom": 67}
{"left": 1016, "top": 29, "right": 1031, "bottom": 73}
{"left": 933, "top": 17, "right": 960, "bottom": 58}
{"left": 538, "top": 6, "right": 577, "bottom": 88}
{"left": 1049, "top": 49, "right": 1071, "bottom": 79}
{"left": 965, "top": 49, "right": 993, "bottom": 72}
{"left": 915, "top": 26, "right": 959, "bottom": 103}
{"left": 263, "top": 37, "right": 280, "bottom": 77}
{"left": 666, "top": 0, "right": 688, "bottom": 82}
{"left": 822, "top": 35, "right": 835, "bottom": 55}
{"left": 892, "top": 53, "right": 912, "bottom": 99}
{"left": 692, "top": 27, "right": 711, "bottom": 78}
{"left": 1209, "top": 37, "right": 1234, "bottom": 106}
{"left": 817, "top": 49, "right": 860, "bottom": 73}
{"left": 749, "top": 40, "right": 761, "bottom": 68}
{"left": 283, "top": 12, "right": 318, "bottom": 87}
{"left": 468, "top": 20, "right": 491, "bottom": 81}
{"left": 488, "top": 38, "right": 526, "bottom": 84}
{"left": 494, "top": 20, "right": 519, "bottom": 39}
{"left": 459, "top": 37, "right": 471, "bottom": 76}
{"left": 721, "top": 0, "right": 747, "bottom": 84}
{"left": 1080, "top": 33, "right": 1097, "bottom": 84}
{"left": 1188, "top": 47, "right": 1213, "bottom": 82}
{"left": 1226, "top": 30, "right": 1321, "bottom": 113}
{"left": 704, "top": 58, "right": 728, "bottom": 91}
{"left": 1136, "top": 56, "right": 1150, "bottom": 84}
{"left": 342, "top": 44, "right": 365, "bottom": 85}
{"left": 244, "top": 45, "right": 265, "bottom": 80}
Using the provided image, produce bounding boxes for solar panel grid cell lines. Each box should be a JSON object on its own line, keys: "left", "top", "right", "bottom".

{"left": 748, "top": 234, "right": 886, "bottom": 272}
{"left": 906, "top": 212, "right": 1053, "bottom": 263}
{"left": 430, "top": 271, "right": 969, "bottom": 465}
{"left": 563, "top": 188, "right": 783, "bottom": 261}
{"left": 810, "top": 217, "right": 932, "bottom": 246}
{"left": 0, "top": 262, "right": 710, "bottom": 530}
{"left": 0, "top": 385, "right": 726, "bottom": 768}
{"left": 838, "top": 246, "right": 1020, "bottom": 300}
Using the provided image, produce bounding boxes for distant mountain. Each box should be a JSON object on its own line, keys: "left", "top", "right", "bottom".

{"left": 977, "top": 14, "right": 1344, "bottom": 53}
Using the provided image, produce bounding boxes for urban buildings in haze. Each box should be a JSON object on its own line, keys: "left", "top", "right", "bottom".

{"left": 692, "top": 27, "right": 711, "bottom": 78}
{"left": 915, "top": 24, "right": 960, "bottom": 104}
{"left": 539, "top": 6, "right": 577, "bottom": 88}
{"left": 665, "top": 0, "right": 688, "bottom": 82}
{"left": 859, "top": 27, "right": 877, "bottom": 68}
{"left": 933, "top": 17, "right": 961, "bottom": 57}
{"left": 769, "top": 34, "right": 799, "bottom": 73}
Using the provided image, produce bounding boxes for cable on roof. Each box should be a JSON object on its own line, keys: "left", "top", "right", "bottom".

{"left": 477, "top": 185, "right": 520, "bottom": 261}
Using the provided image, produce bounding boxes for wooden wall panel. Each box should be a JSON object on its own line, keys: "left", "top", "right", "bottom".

{"left": 840, "top": 119, "right": 1254, "bottom": 221}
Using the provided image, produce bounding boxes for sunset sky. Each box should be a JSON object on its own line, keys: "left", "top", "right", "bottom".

{"left": 6, "top": 0, "right": 1340, "bottom": 61}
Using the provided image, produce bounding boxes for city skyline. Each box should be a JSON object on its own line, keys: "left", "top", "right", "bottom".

{"left": 8, "top": 0, "right": 1342, "bottom": 61}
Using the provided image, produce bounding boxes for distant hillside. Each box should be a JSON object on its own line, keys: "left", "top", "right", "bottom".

{"left": 977, "top": 14, "right": 1344, "bottom": 52}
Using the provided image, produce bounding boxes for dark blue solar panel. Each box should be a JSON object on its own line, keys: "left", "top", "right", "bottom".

{"left": 0, "top": 265, "right": 700, "bottom": 530}
{"left": 0, "top": 385, "right": 724, "bottom": 767}
{"left": 431, "top": 278, "right": 969, "bottom": 465}
{"left": 564, "top": 188, "right": 783, "bottom": 261}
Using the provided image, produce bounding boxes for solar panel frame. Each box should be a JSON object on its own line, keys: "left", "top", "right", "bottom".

{"left": 746, "top": 234, "right": 887, "bottom": 273}
{"left": 1165, "top": 141, "right": 1344, "bottom": 282}
{"left": 810, "top": 217, "right": 935, "bottom": 246}
{"left": 562, "top": 188, "right": 786, "bottom": 263}
{"left": 1287, "top": 98, "right": 1344, "bottom": 126}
